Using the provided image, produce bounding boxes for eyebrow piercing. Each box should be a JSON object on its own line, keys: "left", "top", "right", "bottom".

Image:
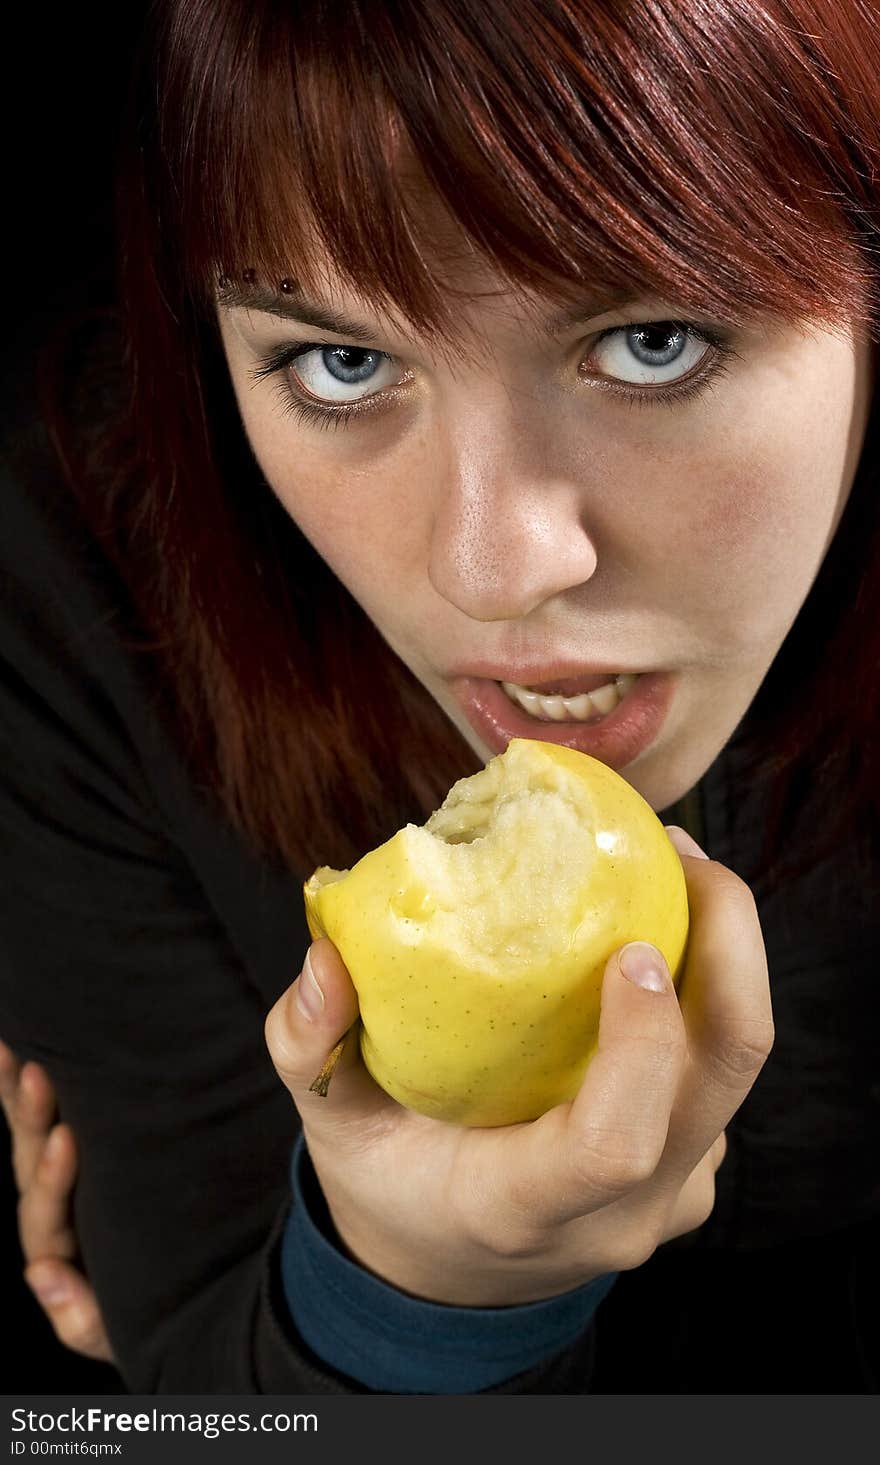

{"left": 279, "top": 278, "right": 296, "bottom": 293}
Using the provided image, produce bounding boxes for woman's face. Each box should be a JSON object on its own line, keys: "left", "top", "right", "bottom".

{"left": 216, "top": 255, "right": 873, "bottom": 812}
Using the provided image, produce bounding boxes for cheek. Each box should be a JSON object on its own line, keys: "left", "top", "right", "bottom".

{"left": 238, "top": 406, "right": 427, "bottom": 602}
{"left": 682, "top": 426, "right": 851, "bottom": 651}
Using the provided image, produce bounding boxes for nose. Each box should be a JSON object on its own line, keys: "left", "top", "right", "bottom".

{"left": 427, "top": 409, "right": 599, "bottom": 622}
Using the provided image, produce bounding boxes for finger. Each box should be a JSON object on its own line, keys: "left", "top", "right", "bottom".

{"left": 264, "top": 938, "right": 395, "bottom": 1135}
{"left": 18, "top": 1124, "right": 80, "bottom": 1265}
{"left": 662, "top": 1143, "right": 722, "bottom": 1244}
{"left": 9, "top": 1063, "right": 59, "bottom": 1195}
{"left": 664, "top": 825, "right": 710, "bottom": 861}
{"left": 513, "top": 940, "right": 688, "bottom": 1227}
{"left": 24, "top": 1262, "right": 116, "bottom": 1364}
{"left": 658, "top": 833, "right": 774, "bottom": 1185}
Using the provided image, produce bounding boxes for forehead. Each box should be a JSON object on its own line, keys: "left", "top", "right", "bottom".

{"left": 216, "top": 154, "right": 643, "bottom": 356}
{"left": 219, "top": 267, "right": 638, "bottom": 347}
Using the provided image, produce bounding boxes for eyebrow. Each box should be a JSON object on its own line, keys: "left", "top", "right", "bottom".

{"left": 216, "top": 281, "right": 637, "bottom": 342}
{"left": 218, "top": 283, "right": 380, "bottom": 342}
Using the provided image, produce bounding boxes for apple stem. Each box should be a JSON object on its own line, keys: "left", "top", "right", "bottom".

{"left": 308, "top": 1022, "right": 357, "bottom": 1097}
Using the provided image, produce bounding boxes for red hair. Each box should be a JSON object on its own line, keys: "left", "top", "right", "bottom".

{"left": 41, "top": 0, "right": 880, "bottom": 888}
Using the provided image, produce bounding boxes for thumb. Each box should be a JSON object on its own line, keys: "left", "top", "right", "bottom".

{"left": 591, "top": 940, "right": 685, "bottom": 1049}
{"left": 562, "top": 940, "right": 687, "bottom": 1201}
{"left": 264, "top": 937, "right": 388, "bottom": 1130}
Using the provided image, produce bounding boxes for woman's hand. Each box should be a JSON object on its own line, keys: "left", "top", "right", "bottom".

{"left": 0, "top": 1040, "right": 116, "bottom": 1363}
{"left": 265, "top": 825, "right": 773, "bottom": 1306}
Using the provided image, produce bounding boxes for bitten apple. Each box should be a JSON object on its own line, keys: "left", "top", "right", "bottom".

{"left": 304, "top": 737, "right": 689, "bottom": 1126}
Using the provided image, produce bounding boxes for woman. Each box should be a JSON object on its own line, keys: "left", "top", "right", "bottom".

{"left": 1, "top": 0, "right": 878, "bottom": 1393}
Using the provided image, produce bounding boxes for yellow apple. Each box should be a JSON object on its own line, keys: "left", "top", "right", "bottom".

{"left": 303, "top": 737, "right": 689, "bottom": 1127}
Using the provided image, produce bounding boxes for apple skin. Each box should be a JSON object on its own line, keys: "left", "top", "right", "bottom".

{"left": 304, "top": 739, "right": 689, "bottom": 1127}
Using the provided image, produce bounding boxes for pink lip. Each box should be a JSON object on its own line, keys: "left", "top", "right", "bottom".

{"left": 447, "top": 670, "right": 676, "bottom": 770}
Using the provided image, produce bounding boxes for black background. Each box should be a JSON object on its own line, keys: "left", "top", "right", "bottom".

{"left": 2, "top": 4, "right": 147, "bottom": 1395}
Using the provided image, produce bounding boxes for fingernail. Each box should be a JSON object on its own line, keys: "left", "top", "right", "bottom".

{"left": 665, "top": 825, "right": 710, "bottom": 860}
{"left": 619, "top": 941, "right": 668, "bottom": 992}
{"left": 295, "top": 949, "right": 325, "bottom": 1022}
{"left": 26, "top": 1270, "right": 71, "bottom": 1305}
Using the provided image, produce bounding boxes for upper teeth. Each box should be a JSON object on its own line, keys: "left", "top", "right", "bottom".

{"left": 501, "top": 673, "right": 639, "bottom": 722}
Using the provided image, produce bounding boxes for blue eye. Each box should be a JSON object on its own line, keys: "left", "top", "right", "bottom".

{"left": 590, "top": 322, "right": 711, "bottom": 386}
{"left": 286, "top": 344, "right": 402, "bottom": 404}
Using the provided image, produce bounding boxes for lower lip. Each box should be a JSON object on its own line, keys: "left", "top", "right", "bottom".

{"left": 448, "top": 671, "right": 676, "bottom": 770}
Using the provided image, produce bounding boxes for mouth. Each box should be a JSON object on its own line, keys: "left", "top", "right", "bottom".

{"left": 499, "top": 672, "right": 640, "bottom": 723}
{"left": 446, "top": 668, "right": 675, "bottom": 770}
